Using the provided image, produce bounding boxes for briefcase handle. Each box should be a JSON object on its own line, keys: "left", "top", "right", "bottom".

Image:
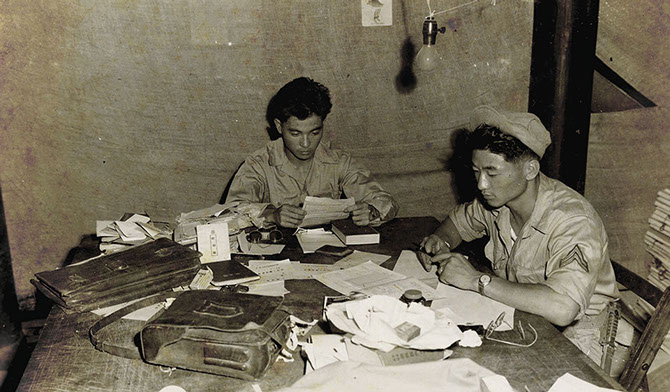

{"left": 89, "top": 291, "right": 179, "bottom": 360}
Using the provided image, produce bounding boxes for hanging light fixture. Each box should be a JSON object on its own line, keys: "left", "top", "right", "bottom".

{"left": 415, "top": 0, "right": 497, "bottom": 72}
{"left": 415, "top": 16, "right": 446, "bottom": 72}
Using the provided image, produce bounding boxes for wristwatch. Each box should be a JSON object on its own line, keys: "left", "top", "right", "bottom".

{"left": 368, "top": 205, "right": 381, "bottom": 221}
{"left": 478, "top": 274, "right": 491, "bottom": 294}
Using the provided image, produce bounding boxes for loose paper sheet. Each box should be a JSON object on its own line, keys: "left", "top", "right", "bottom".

{"left": 333, "top": 250, "right": 391, "bottom": 269}
{"left": 296, "top": 228, "right": 346, "bottom": 253}
{"left": 548, "top": 373, "right": 619, "bottom": 392}
{"left": 115, "top": 217, "right": 150, "bottom": 241}
{"left": 431, "top": 284, "right": 514, "bottom": 331}
{"left": 314, "top": 261, "right": 406, "bottom": 295}
{"left": 326, "top": 295, "right": 463, "bottom": 352}
{"left": 300, "top": 196, "right": 355, "bottom": 227}
{"left": 247, "top": 259, "right": 338, "bottom": 283}
{"left": 392, "top": 250, "right": 439, "bottom": 288}
{"left": 196, "top": 221, "right": 231, "bottom": 263}
{"left": 244, "top": 280, "right": 289, "bottom": 297}
{"left": 362, "top": 277, "right": 442, "bottom": 300}
{"left": 302, "top": 334, "right": 349, "bottom": 370}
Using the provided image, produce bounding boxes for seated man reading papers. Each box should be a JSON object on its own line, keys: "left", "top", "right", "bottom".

{"left": 226, "top": 77, "right": 399, "bottom": 228}
{"left": 418, "top": 106, "right": 624, "bottom": 371}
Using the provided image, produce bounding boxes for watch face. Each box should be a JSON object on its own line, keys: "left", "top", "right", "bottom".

{"left": 480, "top": 274, "right": 491, "bottom": 284}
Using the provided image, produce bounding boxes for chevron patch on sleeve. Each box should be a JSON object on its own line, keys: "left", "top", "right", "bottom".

{"left": 560, "top": 245, "right": 589, "bottom": 272}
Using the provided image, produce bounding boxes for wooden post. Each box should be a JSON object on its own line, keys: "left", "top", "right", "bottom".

{"left": 528, "top": 0, "right": 600, "bottom": 194}
{"left": 619, "top": 286, "right": 670, "bottom": 391}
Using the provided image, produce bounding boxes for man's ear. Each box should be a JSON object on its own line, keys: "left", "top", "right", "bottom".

{"left": 273, "top": 118, "right": 283, "bottom": 135}
{"left": 524, "top": 158, "right": 540, "bottom": 180}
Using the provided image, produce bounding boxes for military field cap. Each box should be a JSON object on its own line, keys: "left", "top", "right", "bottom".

{"left": 470, "top": 105, "right": 552, "bottom": 158}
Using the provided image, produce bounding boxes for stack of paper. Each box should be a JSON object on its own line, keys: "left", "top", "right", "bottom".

{"left": 173, "top": 202, "right": 261, "bottom": 245}
{"left": 96, "top": 213, "right": 172, "bottom": 253}
{"left": 642, "top": 188, "right": 670, "bottom": 357}
{"left": 644, "top": 188, "right": 670, "bottom": 291}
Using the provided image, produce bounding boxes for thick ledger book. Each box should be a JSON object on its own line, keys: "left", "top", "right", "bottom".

{"left": 207, "top": 261, "right": 260, "bottom": 286}
{"left": 331, "top": 219, "right": 380, "bottom": 245}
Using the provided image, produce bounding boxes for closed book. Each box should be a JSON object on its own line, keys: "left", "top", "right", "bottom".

{"left": 207, "top": 261, "right": 260, "bottom": 286}
{"left": 331, "top": 219, "right": 380, "bottom": 245}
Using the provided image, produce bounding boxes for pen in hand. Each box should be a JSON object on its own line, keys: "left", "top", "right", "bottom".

{"left": 412, "top": 242, "right": 434, "bottom": 272}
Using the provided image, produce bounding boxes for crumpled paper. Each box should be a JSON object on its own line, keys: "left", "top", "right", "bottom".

{"left": 325, "top": 295, "right": 463, "bottom": 352}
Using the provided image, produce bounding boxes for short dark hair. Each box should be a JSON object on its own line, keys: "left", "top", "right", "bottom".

{"left": 266, "top": 77, "right": 332, "bottom": 125}
{"left": 468, "top": 124, "right": 540, "bottom": 162}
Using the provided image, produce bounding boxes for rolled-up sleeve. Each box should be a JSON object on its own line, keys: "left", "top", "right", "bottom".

{"left": 340, "top": 155, "right": 399, "bottom": 222}
{"left": 542, "top": 215, "right": 608, "bottom": 319}
{"left": 448, "top": 200, "right": 489, "bottom": 242}
{"left": 225, "top": 157, "right": 269, "bottom": 205}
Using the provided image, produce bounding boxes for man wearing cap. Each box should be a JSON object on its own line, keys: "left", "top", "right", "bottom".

{"left": 418, "top": 106, "right": 621, "bottom": 367}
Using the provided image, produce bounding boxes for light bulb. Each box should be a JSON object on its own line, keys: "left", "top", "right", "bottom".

{"left": 415, "top": 44, "right": 442, "bottom": 72}
{"left": 415, "top": 16, "right": 444, "bottom": 72}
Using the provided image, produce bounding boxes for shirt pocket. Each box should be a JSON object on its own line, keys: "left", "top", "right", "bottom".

{"left": 509, "top": 238, "right": 549, "bottom": 283}
{"left": 485, "top": 239, "right": 508, "bottom": 277}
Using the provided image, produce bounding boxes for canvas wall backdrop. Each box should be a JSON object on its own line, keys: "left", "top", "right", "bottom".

{"left": 586, "top": 0, "right": 670, "bottom": 277}
{"left": 0, "top": 0, "right": 532, "bottom": 308}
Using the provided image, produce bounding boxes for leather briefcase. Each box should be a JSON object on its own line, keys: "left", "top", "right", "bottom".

{"left": 140, "top": 290, "right": 291, "bottom": 380}
{"left": 89, "top": 290, "right": 292, "bottom": 380}
{"left": 31, "top": 238, "right": 202, "bottom": 313}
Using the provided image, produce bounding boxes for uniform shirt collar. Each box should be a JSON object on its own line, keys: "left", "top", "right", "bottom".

{"left": 267, "top": 138, "right": 339, "bottom": 167}
{"left": 490, "top": 172, "right": 552, "bottom": 237}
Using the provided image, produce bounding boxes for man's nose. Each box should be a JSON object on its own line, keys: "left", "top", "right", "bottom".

{"left": 477, "top": 175, "right": 489, "bottom": 190}
{"left": 300, "top": 135, "right": 309, "bottom": 147}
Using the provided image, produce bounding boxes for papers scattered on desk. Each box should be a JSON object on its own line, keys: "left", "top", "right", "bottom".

{"left": 315, "top": 261, "right": 406, "bottom": 295}
{"left": 325, "top": 295, "right": 463, "bottom": 352}
{"left": 392, "top": 250, "right": 439, "bottom": 287}
{"left": 364, "top": 277, "right": 442, "bottom": 300}
{"left": 431, "top": 284, "right": 515, "bottom": 332}
{"left": 247, "top": 259, "right": 338, "bottom": 283}
{"left": 97, "top": 213, "right": 172, "bottom": 253}
{"left": 302, "top": 334, "right": 452, "bottom": 372}
{"left": 296, "top": 228, "right": 346, "bottom": 253}
{"left": 244, "top": 280, "right": 289, "bottom": 297}
{"left": 242, "top": 259, "right": 339, "bottom": 297}
{"left": 392, "top": 250, "right": 514, "bottom": 331}
{"left": 300, "top": 196, "right": 355, "bottom": 228}
{"left": 548, "top": 373, "right": 619, "bottom": 392}
{"left": 173, "top": 202, "right": 262, "bottom": 245}
{"left": 315, "top": 260, "right": 442, "bottom": 300}
{"left": 333, "top": 250, "right": 391, "bottom": 269}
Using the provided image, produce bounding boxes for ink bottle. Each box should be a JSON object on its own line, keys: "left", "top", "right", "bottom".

{"left": 400, "top": 289, "right": 424, "bottom": 305}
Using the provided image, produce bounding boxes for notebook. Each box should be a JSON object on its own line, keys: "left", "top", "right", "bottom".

{"left": 207, "top": 261, "right": 260, "bottom": 286}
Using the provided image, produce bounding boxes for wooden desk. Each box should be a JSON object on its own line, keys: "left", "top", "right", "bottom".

{"left": 17, "top": 217, "right": 623, "bottom": 392}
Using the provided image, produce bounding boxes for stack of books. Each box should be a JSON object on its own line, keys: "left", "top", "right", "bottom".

{"left": 644, "top": 188, "right": 670, "bottom": 291}
{"left": 331, "top": 219, "right": 380, "bottom": 245}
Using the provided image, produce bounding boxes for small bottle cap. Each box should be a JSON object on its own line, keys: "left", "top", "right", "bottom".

{"left": 402, "top": 289, "right": 423, "bottom": 302}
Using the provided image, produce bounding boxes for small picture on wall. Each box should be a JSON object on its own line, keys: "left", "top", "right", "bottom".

{"left": 361, "top": 0, "right": 392, "bottom": 27}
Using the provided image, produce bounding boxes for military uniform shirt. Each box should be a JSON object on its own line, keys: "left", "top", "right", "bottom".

{"left": 449, "top": 173, "right": 619, "bottom": 319}
{"left": 225, "top": 139, "right": 399, "bottom": 222}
